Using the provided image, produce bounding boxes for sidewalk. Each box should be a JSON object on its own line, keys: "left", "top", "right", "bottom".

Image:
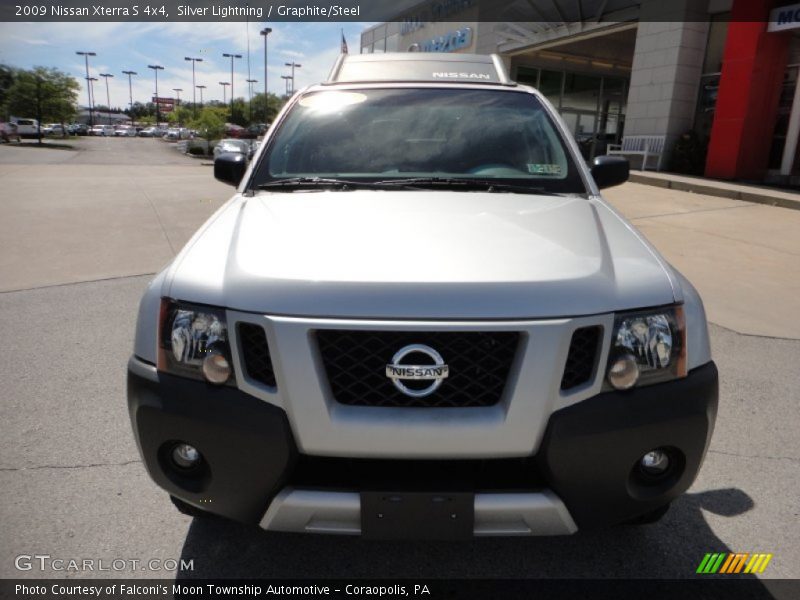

{"left": 629, "top": 171, "right": 800, "bottom": 211}
{"left": 604, "top": 181, "right": 800, "bottom": 340}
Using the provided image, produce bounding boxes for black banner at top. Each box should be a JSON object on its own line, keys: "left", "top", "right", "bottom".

{"left": 0, "top": 0, "right": 794, "bottom": 22}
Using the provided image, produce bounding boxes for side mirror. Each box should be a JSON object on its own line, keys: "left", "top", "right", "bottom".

{"left": 214, "top": 152, "right": 248, "bottom": 187}
{"left": 591, "top": 155, "right": 629, "bottom": 189}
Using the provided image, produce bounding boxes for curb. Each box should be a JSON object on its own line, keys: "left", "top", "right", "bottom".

{"left": 628, "top": 172, "right": 800, "bottom": 211}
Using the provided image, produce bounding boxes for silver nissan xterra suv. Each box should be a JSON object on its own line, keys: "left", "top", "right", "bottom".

{"left": 127, "top": 53, "right": 717, "bottom": 539}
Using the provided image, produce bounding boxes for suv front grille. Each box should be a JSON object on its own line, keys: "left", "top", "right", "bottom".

{"left": 316, "top": 330, "right": 519, "bottom": 408}
{"left": 560, "top": 326, "right": 602, "bottom": 391}
{"left": 238, "top": 323, "right": 277, "bottom": 388}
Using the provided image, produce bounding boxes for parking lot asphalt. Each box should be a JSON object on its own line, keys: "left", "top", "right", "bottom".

{"left": 0, "top": 137, "right": 798, "bottom": 583}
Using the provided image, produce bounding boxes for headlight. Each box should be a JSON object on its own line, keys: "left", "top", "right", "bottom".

{"left": 605, "top": 306, "right": 686, "bottom": 390}
{"left": 157, "top": 300, "right": 234, "bottom": 385}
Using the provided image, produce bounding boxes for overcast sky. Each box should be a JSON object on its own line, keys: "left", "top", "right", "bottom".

{"left": 0, "top": 21, "right": 369, "bottom": 107}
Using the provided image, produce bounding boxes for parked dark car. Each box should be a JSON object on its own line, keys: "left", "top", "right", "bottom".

{"left": 68, "top": 123, "right": 89, "bottom": 136}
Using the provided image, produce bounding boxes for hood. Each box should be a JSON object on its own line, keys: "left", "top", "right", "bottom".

{"left": 167, "top": 190, "right": 677, "bottom": 319}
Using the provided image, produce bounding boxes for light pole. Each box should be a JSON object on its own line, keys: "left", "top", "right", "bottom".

{"left": 196, "top": 85, "right": 206, "bottom": 108}
{"left": 281, "top": 75, "right": 291, "bottom": 97}
{"left": 219, "top": 81, "right": 230, "bottom": 105}
{"left": 260, "top": 28, "right": 272, "bottom": 123}
{"left": 173, "top": 89, "right": 183, "bottom": 126}
{"left": 99, "top": 73, "right": 113, "bottom": 120}
{"left": 184, "top": 57, "right": 203, "bottom": 113}
{"left": 122, "top": 70, "right": 137, "bottom": 124}
{"left": 75, "top": 51, "right": 96, "bottom": 126}
{"left": 147, "top": 64, "right": 164, "bottom": 125}
{"left": 246, "top": 78, "right": 257, "bottom": 123}
{"left": 87, "top": 77, "right": 98, "bottom": 124}
{"left": 222, "top": 53, "right": 242, "bottom": 118}
{"left": 284, "top": 61, "right": 301, "bottom": 95}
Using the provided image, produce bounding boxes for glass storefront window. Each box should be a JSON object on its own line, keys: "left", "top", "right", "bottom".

{"left": 538, "top": 70, "right": 564, "bottom": 108}
{"left": 516, "top": 67, "right": 539, "bottom": 87}
{"left": 512, "top": 65, "right": 628, "bottom": 160}
{"left": 702, "top": 15, "right": 730, "bottom": 76}
{"left": 769, "top": 66, "right": 799, "bottom": 170}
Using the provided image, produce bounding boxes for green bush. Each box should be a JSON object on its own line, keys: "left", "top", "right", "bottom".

{"left": 187, "top": 146, "right": 206, "bottom": 156}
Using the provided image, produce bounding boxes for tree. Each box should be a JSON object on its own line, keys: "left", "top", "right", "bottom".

{"left": 4, "top": 67, "right": 80, "bottom": 142}
{"left": 0, "top": 64, "right": 16, "bottom": 115}
{"left": 249, "top": 92, "right": 284, "bottom": 125}
{"left": 189, "top": 106, "right": 227, "bottom": 141}
{"left": 128, "top": 101, "right": 156, "bottom": 121}
{"left": 167, "top": 105, "right": 193, "bottom": 127}
{"left": 228, "top": 97, "right": 248, "bottom": 127}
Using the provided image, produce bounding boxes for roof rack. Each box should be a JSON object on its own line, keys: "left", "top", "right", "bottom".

{"left": 325, "top": 53, "right": 515, "bottom": 86}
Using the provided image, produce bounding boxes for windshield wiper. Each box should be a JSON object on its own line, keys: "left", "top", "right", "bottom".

{"left": 256, "top": 176, "right": 564, "bottom": 195}
{"left": 255, "top": 177, "right": 411, "bottom": 191}
{"left": 372, "top": 177, "right": 559, "bottom": 195}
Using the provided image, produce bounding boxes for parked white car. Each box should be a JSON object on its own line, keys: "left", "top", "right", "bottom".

{"left": 90, "top": 125, "right": 115, "bottom": 136}
{"left": 128, "top": 53, "right": 717, "bottom": 539}
{"left": 114, "top": 125, "right": 136, "bottom": 137}
{"left": 163, "top": 127, "right": 191, "bottom": 141}
{"left": 10, "top": 117, "right": 39, "bottom": 136}
{"left": 42, "top": 123, "right": 65, "bottom": 136}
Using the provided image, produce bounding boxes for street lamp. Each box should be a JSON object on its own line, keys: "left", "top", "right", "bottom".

{"left": 147, "top": 64, "right": 164, "bottom": 125}
{"left": 281, "top": 75, "right": 291, "bottom": 97}
{"left": 184, "top": 57, "right": 203, "bottom": 113}
{"left": 172, "top": 89, "right": 183, "bottom": 127}
{"left": 246, "top": 78, "right": 257, "bottom": 123}
{"left": 121, "top": 70, "right": 137, "bottom": 124}
{"left": 99, "top": 73, "right": 114, "bottom": 119}
{"left": 75, "top": 51, "right": 96, "bottom": 126}
{"left": 87, "top": 77, "right": 99, "bottom": 123}
{"left": 222, "top": 53, "right": 242, "bottom": 117}
{"left": 219, "top": 81, "right": 230, "bottom": 104}
{"left": 260, "top": 28, "right": 272, "bottom": 123}
{"left": 284, "top": 61, "right": 301, "bottom": 95}
{"left": 196, "top": 85, "right": 206, "bottom": 108}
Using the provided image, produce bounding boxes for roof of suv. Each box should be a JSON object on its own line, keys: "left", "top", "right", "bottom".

{"left": 326, "top": 53, "right": 516, "bottom": 87}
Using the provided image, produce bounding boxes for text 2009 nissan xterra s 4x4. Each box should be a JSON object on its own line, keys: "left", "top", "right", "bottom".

{"left": 128, "top": 53, "right": 717, "bottom": 539}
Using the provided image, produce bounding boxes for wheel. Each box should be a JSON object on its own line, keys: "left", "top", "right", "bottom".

{"left": 170, "top": 495, "right": 214, "bottom": 519}
{"left": 625, "top": 502, "right": 671, "bottom": 525}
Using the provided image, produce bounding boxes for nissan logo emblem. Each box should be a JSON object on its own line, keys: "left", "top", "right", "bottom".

{"left": 385, "top": 344, "right": 449, "bottom": 398}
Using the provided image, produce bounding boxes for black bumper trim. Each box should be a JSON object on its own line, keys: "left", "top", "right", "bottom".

{"left": 127, "top": 361, "right": 297, "bottom": 524}
{"left": 536, "top": 361, "right": 719, "bottom": 528}
{"left": 127, "top": 358, "right": 717, "bottom": 531}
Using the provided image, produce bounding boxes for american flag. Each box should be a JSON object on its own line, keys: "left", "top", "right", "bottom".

{"left": 341, "top": 29, "right": 348, "bottom": 54}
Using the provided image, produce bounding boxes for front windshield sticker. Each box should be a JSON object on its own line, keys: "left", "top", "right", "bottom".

{"left": 527, "top": 164, "right": 562, "bottom": 175}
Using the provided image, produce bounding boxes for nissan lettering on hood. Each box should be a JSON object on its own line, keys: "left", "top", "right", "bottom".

{"left": 127, "top": 52, "right": 718, "bottom": 539}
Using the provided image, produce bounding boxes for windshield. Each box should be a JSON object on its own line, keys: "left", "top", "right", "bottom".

{"left": 252, "top": 88, "right": 586, "bottom": 194}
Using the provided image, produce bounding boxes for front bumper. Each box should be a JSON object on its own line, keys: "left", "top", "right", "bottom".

{"left": 127, "top": 357, "right": 717, "bottom": 535}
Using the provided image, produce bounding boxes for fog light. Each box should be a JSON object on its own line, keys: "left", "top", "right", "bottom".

{"left": 640, "top": 449, "right": 670, "bottom": 475}
{"left": 172, "top": 443, "right": 201, "bottom": 469}
{"left": 202, "top": 349, "right": 231, "bottom": 384}
{"left": 608, "top": 353, "right": 639, "bottom": 390}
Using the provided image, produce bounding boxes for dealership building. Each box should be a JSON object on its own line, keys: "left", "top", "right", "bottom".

{"left": 360, "top": 0, "right": 800, "bottom": 185}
